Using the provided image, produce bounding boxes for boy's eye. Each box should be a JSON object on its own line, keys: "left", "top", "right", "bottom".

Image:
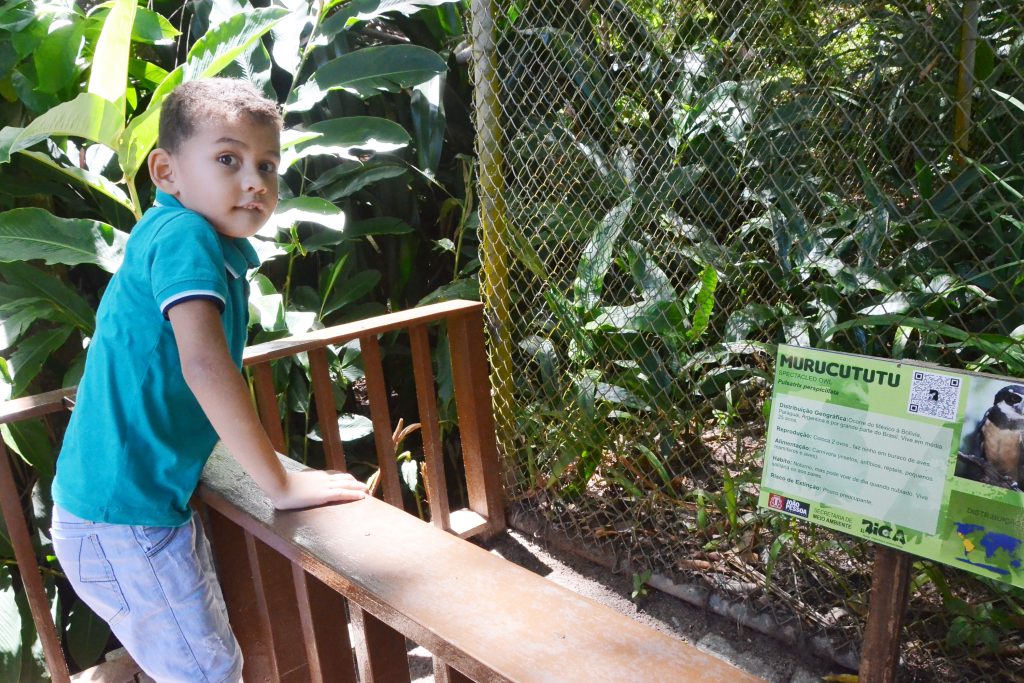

{"left": 259, "top": 161, "right": 277, "bottom": 174}
{"left": 217, "top": 154, "right": 236, "bottom": 166}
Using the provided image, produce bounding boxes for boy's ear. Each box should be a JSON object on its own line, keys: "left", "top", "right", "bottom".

{"left": 148, "top": 148, "right": 178, "bottom": 195}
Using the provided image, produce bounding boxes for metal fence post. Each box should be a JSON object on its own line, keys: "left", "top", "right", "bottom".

{"left": 470, "top": 0, "right": 515, "bottom": 463}
{"left": 954, "top": 0, "right": 980, "bottom": 164}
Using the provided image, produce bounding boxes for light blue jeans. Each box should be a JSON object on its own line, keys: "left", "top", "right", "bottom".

{"left": 50, "top": 503, "right": 243, "bottom": 682}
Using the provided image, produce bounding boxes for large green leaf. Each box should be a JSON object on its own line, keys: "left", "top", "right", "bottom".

{"left": 83, "top": 5, "right": 181, "bottom": 44}
{"left": 181, "top": 7, "right": 289, "bottom": 84}
{"left": 1, "top": 418, "right": 54, "bottom": 479}
{"left": 0, "top": 209, "right": 127, "bottom": 272}
{"left": 573, "top": 199, "right": 632, "bottom": 312}
{"left": 311, "top": 160, "right": 408, "bottom": 201}
{"left": 336, "top": 413, "right": 373, "bottom": 441}
{"left": 417, "top": 278, "right": 479, "bottom": 305}
{"left": 269, "top": 0, "right": 311, "bottom": 76}
{"left": 410, "top": 74, "right": 444, "bottom": 173}
{"left": 87, "top": 0, "right": 136, "bottom": 111}
{"left": 118, "top": 8, "right": 289, "bottom": 180}
{"left": 0, "top": 263, "right": 95, "bottom": 333}
{"left": 261, "top": 196, "right": 346, "bottom": 234}
{"left": 0, "top": 93, "right": 123, "bottom": 164}
{"left": 281, "top": 116, "right": 411, "bottom": 170}
{"left": 301, "top": 217, "right": 413, "bottom": 251}
{"left": 0, "top": 300, "right": 56, "bottom": 349}
{"left": 18, "top": 151, "right": 133, "bottom": 212}
{"left": 0, "top": 567, "right": 24, "bottom": 683}
{"left": 117, "top": 104, "right": 159, "bottom": 183}
{"left": 8, "top": 326, "right": 72, "bottom": 396}
{"left": 286, "top": 44, "right": 447, "bottom": 113}
{"left": 686, "top": 265, "right": 718, "bottom": 342}
{"left": 319, "top": 0, "right": 460, "bottom": 36}
{"left": 34, "top": 21, "right": 85, "bottom": 95}
{"left": 321, "top": 270, "right": 381, "bottom": 318}
{"left": 66, "top": 599, "right": 109, "bottom": 671}
{"left": 248, "top": 273, "right": 285, "bottom": 332}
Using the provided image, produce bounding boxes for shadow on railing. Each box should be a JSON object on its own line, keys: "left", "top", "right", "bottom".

{"left": 0, "top": 299, "right": 506, "bottom": 682}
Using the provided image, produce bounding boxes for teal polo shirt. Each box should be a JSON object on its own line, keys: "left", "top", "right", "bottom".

{"left": 52, "top": 190, "right": 260, "bottom": 526}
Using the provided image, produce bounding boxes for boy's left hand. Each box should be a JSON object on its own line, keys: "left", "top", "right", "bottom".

{"left": 271, "top": 468, "right": 368, "bottom": 510}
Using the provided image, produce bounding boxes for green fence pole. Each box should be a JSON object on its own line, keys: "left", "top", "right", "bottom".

{"left": 471, "top": 0, "right": 515, "bottom": 468}
{"left": 953, "top": 0, "right": 979, "bottom": 164}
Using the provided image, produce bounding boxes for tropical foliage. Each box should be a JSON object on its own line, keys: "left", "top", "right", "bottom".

{"left": 0, "top": 0, "right": 475, "bottom": 674}
{"left": 492, "top": 0, "right": 1024, "bottom": 677}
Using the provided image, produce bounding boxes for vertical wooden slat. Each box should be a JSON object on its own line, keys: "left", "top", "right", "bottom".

{"left": 859, "top": 546, "right": 912, "bottom": 683}
{"left": 0, "top": 442, "right": 70, "bottom": 682}
{"left": 309, "top": 347, "right": 346, "bottom": 471}
{"left": 409, "top": 324, "right": 451, "bottom": 530}
{"left": 246, "top": 535, "right": 308, "bottom": 683}
{"left": 349, "top": 605, "right": 412, "bottom": 683}
{"left": 206, "top": 508, "right": 278, "bottom": 682}
{"left": 292, "top": 564, "right": 357, "bottom": 683}
{"left": 447, "top": 310, "right": 506, "bottom": 537}
{"left": 434, "top": 660, "right": 474, "bottom": 683}
{"left": 360, "top": 334, "right": 403, "bottom": 507}
{"left": 251, "top": 362, "right": 286, "bottom": 453}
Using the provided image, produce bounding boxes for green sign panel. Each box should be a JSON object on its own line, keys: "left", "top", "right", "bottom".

{"left": 759, "top": 345, "right": 1024, "bottom": 586}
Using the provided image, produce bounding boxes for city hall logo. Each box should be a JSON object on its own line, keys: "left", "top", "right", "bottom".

{"left": 861, "top": 519, "right": 907, "bottom": 545}
{"left": 768, "top": 493, "right": 810, "bottom": 518}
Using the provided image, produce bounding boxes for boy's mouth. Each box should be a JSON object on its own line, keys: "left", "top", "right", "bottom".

{"left": 237, "top": 202, "right": 265, "bottom": 213}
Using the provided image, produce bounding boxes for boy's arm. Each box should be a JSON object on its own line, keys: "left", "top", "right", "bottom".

{"left": 167, "top": 299, "right": 366, "bottom": 509}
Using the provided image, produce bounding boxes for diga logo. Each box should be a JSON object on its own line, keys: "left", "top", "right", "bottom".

{"left": 768, "top": 494, "right": 784, "bottom": 510}
{"left": 861, "top": 519, "right": 906, "bottom": 545}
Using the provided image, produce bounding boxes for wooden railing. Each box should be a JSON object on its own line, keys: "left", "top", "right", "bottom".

{"left": 240, "top": 299, "right": 505, "bottom": 539}
{"left": 0, "top": 299, "right": 761, "bottom": 682}
{"left": 0, "top": 299, "right": 505, "bottom": 681}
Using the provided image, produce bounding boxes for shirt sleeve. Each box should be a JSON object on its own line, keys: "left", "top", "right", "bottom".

{"left": 148, "top": 212, "right": 228, "bottom": 319}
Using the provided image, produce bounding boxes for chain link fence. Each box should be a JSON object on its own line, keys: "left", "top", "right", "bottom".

{"left": 470, "top": 0, "right": 1024, "bottom": 680}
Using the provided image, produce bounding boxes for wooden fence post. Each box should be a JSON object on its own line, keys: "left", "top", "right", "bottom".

{"left": 859, "top": 546, "right": 913, "bottom": 683}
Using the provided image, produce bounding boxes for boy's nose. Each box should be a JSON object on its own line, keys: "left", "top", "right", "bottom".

{"left": 243, "top": 170, "right": 267, "bottom": 194}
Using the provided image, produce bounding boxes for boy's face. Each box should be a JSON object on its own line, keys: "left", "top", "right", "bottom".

{"left": 154, "top": 115, "right": 280, "bottom": 239}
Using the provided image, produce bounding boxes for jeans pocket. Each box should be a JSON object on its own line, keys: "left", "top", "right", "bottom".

{"left": 78, "top": 535, "right": 130, "bottom": 626}
{"left": 131, "top": 524, "right": 181, "bottom": 557}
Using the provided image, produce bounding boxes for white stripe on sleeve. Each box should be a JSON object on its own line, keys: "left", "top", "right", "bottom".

{"left": 159, "top": 290, "right": 226, "bottom": 316}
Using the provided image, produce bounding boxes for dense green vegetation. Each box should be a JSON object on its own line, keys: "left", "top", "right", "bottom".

{"left": 493, "top": 0, "right": 1024, "bottom": 678}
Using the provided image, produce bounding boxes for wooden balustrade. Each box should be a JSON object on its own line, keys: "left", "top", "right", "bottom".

{"left": 0, "top": 300, "right": 505, "bottom": 681}
{"left": 240, "top": 299, "right": 505, "bottom": 538}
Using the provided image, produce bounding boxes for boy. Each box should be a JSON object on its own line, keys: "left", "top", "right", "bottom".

{"left": 49, "top": 78, "right": 367, "bottom": 682}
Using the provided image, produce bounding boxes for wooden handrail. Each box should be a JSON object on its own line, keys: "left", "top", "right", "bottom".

{"left": 0, "top": 386, "right": 75, "bottom": 424}
{"left": 198, "top": 448, "right": 764, "bottom": 683}
{"left": 241, "top": 299, "right": 483, "bottom": 366}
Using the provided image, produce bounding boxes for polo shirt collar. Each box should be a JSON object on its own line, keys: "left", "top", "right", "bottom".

{"left": 152, "top": 190, "right": 260, "bottom": 280}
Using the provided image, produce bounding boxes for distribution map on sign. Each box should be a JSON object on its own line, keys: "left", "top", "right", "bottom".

{"left": 759, "top": 346, "right": 1024, "bottom": 588}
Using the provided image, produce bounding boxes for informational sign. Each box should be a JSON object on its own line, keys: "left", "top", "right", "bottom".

{"left": 759, "top": 345, "right": 1024, "bottom": 586}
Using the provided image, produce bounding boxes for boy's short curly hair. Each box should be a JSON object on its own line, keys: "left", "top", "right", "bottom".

{"left": 159, "top": 78, "right": 283, "bottom": 153}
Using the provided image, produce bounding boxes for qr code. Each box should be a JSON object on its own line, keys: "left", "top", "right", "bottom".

{"left": 907, "top": 371, "right": 962, "bottom": 421}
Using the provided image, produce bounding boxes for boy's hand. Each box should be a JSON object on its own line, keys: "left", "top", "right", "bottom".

{"left": 271, "top": 468, "right": 368, "bottom": 510}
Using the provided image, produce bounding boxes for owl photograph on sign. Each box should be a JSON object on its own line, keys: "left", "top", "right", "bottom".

{"left": 957, "top": 378, "right": 1024, "bottom": 493}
